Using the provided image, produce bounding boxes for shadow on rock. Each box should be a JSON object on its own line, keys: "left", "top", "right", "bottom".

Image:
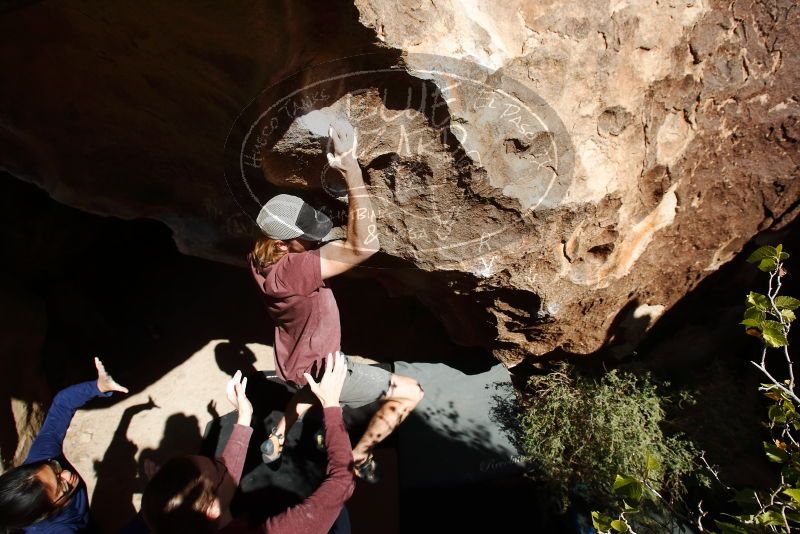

{"left": 91, "top": 397, "right": 157, "bottom": 531}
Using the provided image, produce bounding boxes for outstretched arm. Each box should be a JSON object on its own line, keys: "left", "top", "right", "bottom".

{"left": 320, "top": 121, "right": 379, "bottom": 280}
{"left": 26, "top": 358, "right": 128, "bottom": 462}
{"left": 219, "top": 371, "right": 254, "bottom": 485}
{"left": 263, "top": 353, "right": 356, "bottom": 534}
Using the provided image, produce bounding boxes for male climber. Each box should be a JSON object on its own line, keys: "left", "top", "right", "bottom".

{"left": 248, "top": 120, "right": 424, "bottom": 482}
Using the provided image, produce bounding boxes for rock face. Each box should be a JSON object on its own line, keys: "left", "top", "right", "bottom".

{"left": 0, "top": 280, "right": 47, "bottom": 469}
{"left": 1, "top": 0, "right": 798, "bottom": 364}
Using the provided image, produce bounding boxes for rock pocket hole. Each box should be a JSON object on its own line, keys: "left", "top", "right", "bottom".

{"left": 504, "top": 138, "right": 530, "bottom": 154}
{"left": 586, "top": 242, "right": 615, "bottom": 262}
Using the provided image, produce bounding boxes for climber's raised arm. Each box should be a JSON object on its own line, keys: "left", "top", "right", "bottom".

{"left": 320, "top": 121, "right": 379, "bottom": 280}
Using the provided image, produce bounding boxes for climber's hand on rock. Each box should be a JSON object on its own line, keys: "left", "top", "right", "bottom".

{"left": 326, "top": 120, "right": 359, "bottom": 174}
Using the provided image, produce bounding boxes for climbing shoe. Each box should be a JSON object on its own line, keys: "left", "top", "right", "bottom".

{"left": 353, "top": 454, "right": 380, "bottom": 484}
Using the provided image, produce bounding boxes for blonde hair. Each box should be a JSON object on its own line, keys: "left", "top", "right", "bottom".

{"left": 252, "top": 238, "right": 287, "bottom": 268}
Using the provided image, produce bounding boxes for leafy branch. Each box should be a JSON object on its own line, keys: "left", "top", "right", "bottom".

{"left": 593, "top": 244, "right": 800, "bottom": 534}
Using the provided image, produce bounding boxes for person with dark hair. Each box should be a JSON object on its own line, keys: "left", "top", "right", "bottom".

{"left": 141, "top": 352, "right": 355, "bottom": 534}
{"left": 0, "top": 358, "right": 129, "bottom": 532}
{"left": 250, "top": 121, "right": 424, "bottom": 482}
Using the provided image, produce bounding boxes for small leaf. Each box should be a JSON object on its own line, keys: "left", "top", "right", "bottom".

{"left": 591, "top": 511, "right": 612, "bottom": 532}
{"left": 621, "top": 501, "right": 637, "bottom": 512}
{"left": 613, "top": 475, "right": 636, "bottom": 491}
{"left": 768, "top": 404, "right": 787, "bottom": 423}
{"left": 610, "top": 519, "right": 629, "bottom": 532}
{"left": 747, "top": 292, "right": 770, "bottom": 311}
{"left": 761, "top": 320, "right": 788, "bottom": 348}
{"left": 781, "top": 309, "right": 797, "bottom": 323}
{"left": 747, "top": 246, "right": 778, "bottom": 264}
{"left": 645, "top": 453, "right": 661, "bottom": 474}
{"left": 783, "top": 488, "right": 800, "bottom": 504}
{"left": 776, "top": 296, "right": 800, "bottom": 311}
{"left": 742, "top": 306, "right": 766, "bottom": 328}
{"left": 756, "top": 510, "right": 785, "bottom": 526}
{"left": 740, "top": 318, "right": 763, "bottom": 328}
{"left": 765, "top": 441, "right": 790, "bottom": 463}
{"left": 613, "top": 475, "right": 643, "bottom": 504}
{"left": 758, "top": 257, "right": 778, "bottom": 272}
{"left": 744, "top": 305, "right": 766, "bottom": 321}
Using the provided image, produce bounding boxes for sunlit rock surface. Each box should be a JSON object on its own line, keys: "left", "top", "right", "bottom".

{"left": 0, "top": 0, "right": 798, "bottom": 364}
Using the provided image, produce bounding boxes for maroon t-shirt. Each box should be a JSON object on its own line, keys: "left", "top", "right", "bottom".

{"left": 249, "top": 249, "right": 341, "bottom": 386}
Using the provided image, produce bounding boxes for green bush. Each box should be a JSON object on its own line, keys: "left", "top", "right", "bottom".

{"left": 591, "top": 244, "right": 800, "bottom": 533}
{"left": 519, "top": 363, "right": 698, "bottom": 512}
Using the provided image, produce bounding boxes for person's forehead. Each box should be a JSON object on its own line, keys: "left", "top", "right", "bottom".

{"left": 36, "top": 463, "right": 56, "bottom": 480}
{"left": 34, "top": 464, "right": 58, "bottom": 495}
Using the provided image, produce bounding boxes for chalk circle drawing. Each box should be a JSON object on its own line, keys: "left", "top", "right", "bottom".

{"left": 224, "top": 53, "right": 574, "bottom": 266}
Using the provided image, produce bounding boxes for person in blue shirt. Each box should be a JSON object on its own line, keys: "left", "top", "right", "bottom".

{"left": 0, "top": 358, "right": 129, "bottom": 532}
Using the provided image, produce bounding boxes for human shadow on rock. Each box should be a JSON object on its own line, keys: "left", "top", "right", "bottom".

{"left": 91, "top": 397, "right": 157, "bottom": 532}
{"left": 138, "top": 412, "right": 204, "bottom": 486}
